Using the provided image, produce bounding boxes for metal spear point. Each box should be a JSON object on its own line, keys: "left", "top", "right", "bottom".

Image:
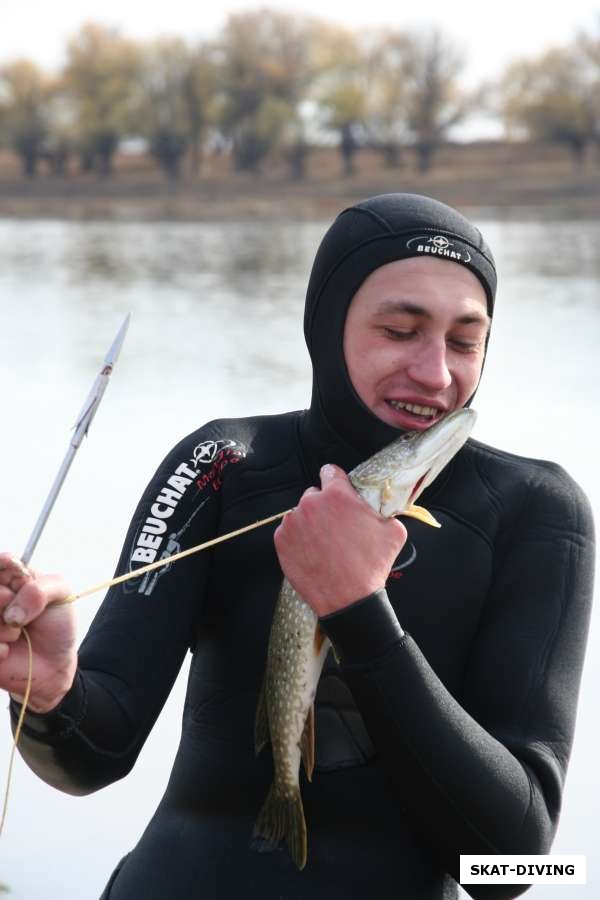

{"left": 21, "top": 313, "right": 131, "bottom": 565}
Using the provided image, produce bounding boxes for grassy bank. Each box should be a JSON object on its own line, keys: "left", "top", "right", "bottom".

{"left": 1, "top": 141, "right": 599, "bottom": 220}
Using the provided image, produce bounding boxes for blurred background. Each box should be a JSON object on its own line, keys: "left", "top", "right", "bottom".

{"left": 1, "top": 1, "right": 600, "bottom": 213}
{"left": 0, "top": 2, "right": 599, "bottom": 898}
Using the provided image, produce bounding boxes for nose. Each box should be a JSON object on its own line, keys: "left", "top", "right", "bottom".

{"left": 406, "top": 338, "right": 452, "bottom": 392}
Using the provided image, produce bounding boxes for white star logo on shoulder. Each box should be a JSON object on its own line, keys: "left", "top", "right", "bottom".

{"left": 191, "top": 439, "right": 237, "bottom": 468}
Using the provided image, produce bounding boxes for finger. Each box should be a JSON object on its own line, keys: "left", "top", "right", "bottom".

{"left": 0, "top": 586, "right": 15, "bottom": 607}
{"left": 3, "top": 574, "right": 71, "bottom": 627}
{"left": 288, "top": 486, "right": 319, "bottom": 516}
{"left": 0, "top": 553, "right": 32, "bottom": 587}
{"left": 8, "top": 573, "right": 31, "bottom": 593}
{"left": 0, "top": 621, "right": 23, "bottom": 643}
{"left": 3, "top": 580, "right": 46, "bottom": 626}
{"left": 0, "top": 552, "right": 31, "bottom": 574}
{"left": 387, "top": 516, "right": 408, "bottom": 542}
{"left": 274, "top": 500, "right": 306, "bottom": 548}
{"left": 275, "top": 504, "right": 299, "bottom": 538}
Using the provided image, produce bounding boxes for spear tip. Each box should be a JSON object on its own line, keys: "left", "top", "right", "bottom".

{"left": 103, "top": 312, "right": 132, "bottom": 371}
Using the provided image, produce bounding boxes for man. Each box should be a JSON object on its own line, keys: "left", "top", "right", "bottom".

{"left": 0, "top": 194, "right": 594, "bottom": 899}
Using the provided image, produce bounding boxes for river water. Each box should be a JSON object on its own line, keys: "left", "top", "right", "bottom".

{"left": 0, "top": 215, "right": 598, "bottom": 898}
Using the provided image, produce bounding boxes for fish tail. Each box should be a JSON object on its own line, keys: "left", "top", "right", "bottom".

{"left": 251, "top": 783, "right": 307, "bottom": 870}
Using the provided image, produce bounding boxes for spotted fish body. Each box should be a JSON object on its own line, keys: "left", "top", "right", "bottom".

{"left": 253, "top": 578, "right": 327, "bottom": 867}
{"left": 252, "top": 409, "right": 477, "bottom": 869}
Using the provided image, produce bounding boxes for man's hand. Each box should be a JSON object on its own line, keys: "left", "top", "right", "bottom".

{"left": 273, "top": 464, "right": 407, "bottom": 616}
{"left": 0, "top": 553, "right": 77, "bottom": 713}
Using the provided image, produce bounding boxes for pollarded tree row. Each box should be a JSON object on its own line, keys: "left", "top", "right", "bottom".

{"left": 0, "top": 13, "right": 599, "bottom": 179}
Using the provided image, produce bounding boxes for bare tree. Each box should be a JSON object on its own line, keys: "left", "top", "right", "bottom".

{"left": 311, "top": 23, "right": 368, "bottom": 176}
{"left": 0, "top": 59, "right": 49, "bottom": 176}
{"left": 63, "top": 22, "right": 141, "bottom": 175}
{"left": 361, "top": 30, "right": 411, "bottom": 168}
{"left": 401, "top": 29, "right": 467, "bottom": 173}
{"left": 136, "top": 38, "right": 192, "bottom": 179}
{"left": 499, "top": 46, "right": 595, "bottom": 168}
{"left": 577, "top": 20, "right": 600, "bottom": 158}
{"left": 41, "top": 81, "right": 80, "bottom": 175}
{"left": 182, "top": 43, "right": 220, "bottom": 177}
{"left": 218, "top": 10, "right": 315, "bottom": 175}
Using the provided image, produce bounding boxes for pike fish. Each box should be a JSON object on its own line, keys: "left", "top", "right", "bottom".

{"left": 252, "top": 408, "right": 477, "bottom": 869}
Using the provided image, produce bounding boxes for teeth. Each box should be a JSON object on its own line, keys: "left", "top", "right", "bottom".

{"left": 388, "top": 400, "right": 439, "bottom": 417}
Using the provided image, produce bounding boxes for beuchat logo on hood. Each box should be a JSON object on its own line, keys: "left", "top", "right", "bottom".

{"left": 406, "top": 234, "right": 472, "bottom": 263}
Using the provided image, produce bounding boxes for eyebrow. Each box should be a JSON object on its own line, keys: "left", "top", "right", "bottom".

{"left": 374, "top": 299, "right": 490, "bottom": 328}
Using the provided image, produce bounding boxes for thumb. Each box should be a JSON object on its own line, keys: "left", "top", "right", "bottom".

{"left": 319, "top": 463, "right": 347, "bottom": 487}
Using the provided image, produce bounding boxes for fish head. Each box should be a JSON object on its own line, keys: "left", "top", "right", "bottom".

{"left": 349, "top": 408, "right": 476, "bottom": 517}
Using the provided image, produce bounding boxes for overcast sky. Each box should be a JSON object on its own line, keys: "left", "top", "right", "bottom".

{"left": 2, "top": 0, "right": 600, "bottom": 85}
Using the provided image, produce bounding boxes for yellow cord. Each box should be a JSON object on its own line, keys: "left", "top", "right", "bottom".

{"left": 0, "top": 509, "right": 293, "bottom": 839}
{"left": 0, "top": 626, "right": 33, "bottom": 837}
{"left": 0, "top": 501, "right": 438, "bottom": 840}
{"left": 57, "top": 509, "right": 293, "bottom": 606}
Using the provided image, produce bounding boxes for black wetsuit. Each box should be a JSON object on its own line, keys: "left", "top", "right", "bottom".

{"left": 11, "top": 411, "right": 594, "bottom": 899}
{"left": 10, "top": 195, "right": 595, "bottom": 899}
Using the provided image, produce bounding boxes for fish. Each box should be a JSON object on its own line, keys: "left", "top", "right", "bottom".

{"left": 252, "top": 408, "right": 477, "bottom": 869}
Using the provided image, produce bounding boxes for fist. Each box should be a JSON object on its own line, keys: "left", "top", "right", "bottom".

{"left": 0, "top": 553, "right": 77, "bottom": 713}
{"left": 274, "top": 464, "right": 407, "bottom": 616}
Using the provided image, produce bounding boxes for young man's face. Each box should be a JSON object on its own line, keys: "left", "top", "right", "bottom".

{"left": 343, "top": 256, "right": 490, "bottom": 432}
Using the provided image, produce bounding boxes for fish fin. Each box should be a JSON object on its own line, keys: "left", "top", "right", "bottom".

{"left": 314, "top": 623, "right": 326, "bottom": 654}
{"left": 300, "top": 704, "right": 315, "bottom": 782}
{"left": 251, "top": 783, "right": 307, "bottom": 870}
{"left": 254, "top": 677, "right": 270, "bottom": 756}
{"left": 382, "top": 477, "right": 392, "bottom": 504}
{"left": 402, "top": 504, "right": 441, "bottom": 528}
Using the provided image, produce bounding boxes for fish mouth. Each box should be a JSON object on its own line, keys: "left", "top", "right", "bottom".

{"left": 407, "top": 472, "right": 428, "bottom": 506}
{"left": 350, "top": 408, "right": 476, "bottom": 518}
{"left": 401, "top": 408, "right": 476, "bottom": 506}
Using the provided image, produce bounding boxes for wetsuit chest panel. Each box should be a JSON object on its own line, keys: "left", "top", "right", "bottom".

{"left": 314, "top": 659, "right": 377, "bottom": 771}
{"left": 183, "top": 480, "right": 304, "bottom": 762}
{"left": 313, "top": 515, "right": 493, "bottom": 772}
{"left": 385, "top": 514, "right": 493, "bottom": 693}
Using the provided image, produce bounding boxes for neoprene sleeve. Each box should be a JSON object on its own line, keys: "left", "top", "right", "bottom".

{"left": 321, "top": 462, "right": 594, "bottom": 899}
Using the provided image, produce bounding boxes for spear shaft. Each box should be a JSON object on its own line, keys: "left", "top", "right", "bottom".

{"left": 0, "top": 315, "right": 131, "bottom": 843}
{"left": 21, "top": 313, "right": 131, "bottom": 565}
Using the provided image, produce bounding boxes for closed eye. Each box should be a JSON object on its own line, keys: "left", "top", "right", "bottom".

{"left": 383, "top": 327, "right": 415, "bottom": 341}
{"left": 449, "top": 339, "right": 484, "bottom": 353}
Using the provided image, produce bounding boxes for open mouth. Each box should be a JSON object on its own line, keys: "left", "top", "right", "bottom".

{"left": 408, "top": 472, "right": 428, "bottom": 505}
{"left": 386, "top": 400, "right": 442, "bottom": 421}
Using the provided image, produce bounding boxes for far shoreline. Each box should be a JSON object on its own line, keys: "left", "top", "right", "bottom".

{"left": 1, "top": 142, "right": 599, "bottom": 221}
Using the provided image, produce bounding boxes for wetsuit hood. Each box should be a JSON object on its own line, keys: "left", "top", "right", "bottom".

{"left": 300, "top": 193, "right": 497, "bottom": 475}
